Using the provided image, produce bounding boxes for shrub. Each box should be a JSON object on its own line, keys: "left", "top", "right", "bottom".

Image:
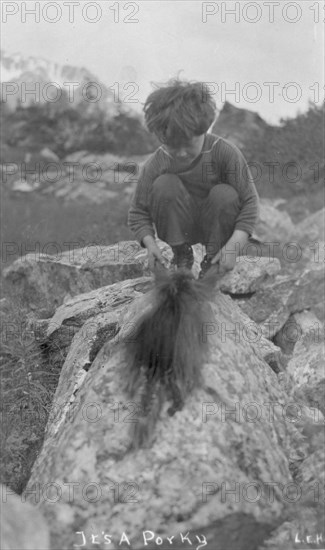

{"left": 0, "top": 290, "right": 60, "bottom": 493}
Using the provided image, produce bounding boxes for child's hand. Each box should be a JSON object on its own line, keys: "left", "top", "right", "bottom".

{"left": 211, "top": 230, "right": 248, "bottom": 274}
{"left": 211, "top": 247, "right": 237, "bottom": 274}
{"left": 147, "top": 244, "right": 167, "bottom": 272}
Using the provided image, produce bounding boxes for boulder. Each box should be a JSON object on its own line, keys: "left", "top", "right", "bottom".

{"left": 273, "top": 311, "right": 323, "bottom": 355}
{"left": 2, "top": 238, "right": 284, "bottom": 317}
{"left": 296, "top": 208, "right": 325, "bottom": 243}
{"left": 30, "top": 271, "right": 285, "bottom": 397}
{"left": 28, "top": 277, "right": 152, "bottom": 373}
{"left": 301, "top": 240, "right": 325, "bottom": 269}
{"left": 217, "top": 256, "right": 281, "bottom": 294}
{"left": 43, "top": 311, "right": 121, "bottom": 440}
{"left": 11, "top": 179, "right": 36, "bottom": 192}
{"left": 24, "top": 282, "right": 306, "bottom": 550}
{"left": 296, "top": 448, "right": 325, "bottom": 495}
{"left": 33, "top": 276, "right": 286, "bottom": 452}
{"left": 45, "top": 277, "right": 152, "bottom": 341}
{"left": 287, "top": 334, "right": 325, "bottom": 415}
{"left": 235, "top": 268, "right": 325, "bottom": 338}
{"left": 35, "top": 151, "right": 149, "bottom": 204}
{"left": 40, "top": 278, "right": 153, "bottom": 433}
{"left": 212, "top": 101, "right": 269, "bottom": 150}
{"left": 253, "top": 202, "right": 325, "bottom": 277}
{"left": 40, "top": 147, "right": 60, "bottom": 162}
{"left": 2, "top": 241, "right": 157, "bottom": 311}
{"left": 255, "top": 199, "right": 296, "bottom": 243}
{"left": 3, "top": 240, "right": 204, "bottom": 312}
{"left": 260, "top": 428, "right": 325, "bottom": 550}
{"left": 0, "top": 484, "right": 50, "bottom": 549}
{"left": 207, "top": 293, "right": 285, "bottom": 374}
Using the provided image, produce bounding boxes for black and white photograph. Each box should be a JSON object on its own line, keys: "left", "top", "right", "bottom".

{"left": 0, "top": 1, "right": 324, "bottom": 549}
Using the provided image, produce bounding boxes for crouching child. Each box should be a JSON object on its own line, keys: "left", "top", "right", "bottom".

{"left": 128, "top": 79, "right": 260, "bottom": 278}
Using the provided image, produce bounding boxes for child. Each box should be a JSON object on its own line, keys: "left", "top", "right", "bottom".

{"left": 128, "top": 79, "right": 259, "bottom": 278}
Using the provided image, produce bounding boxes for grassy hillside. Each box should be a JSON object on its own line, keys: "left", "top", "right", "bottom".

{"left": 215, "top": 102, "right": 324, "bottom": 204}
{"left": 0, "top": 99, "right": 158, "bottom": 159}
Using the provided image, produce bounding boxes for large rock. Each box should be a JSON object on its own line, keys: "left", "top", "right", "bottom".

{"left": 252, "top": 200, "right": 324, "bottom": 271}
{"left": 24, "top": 281, "right": 307, "bottom": 550}
{"left": 36, "top": 277, "right": 285, "bottom": 447}
{"left": 0, "top": 484, "right": 50, "bottom": 549}
{"left": 301, "top": 240, "right": 325, "bottom": 269}
{"left": 287, "top": 333, "right": 325, "bottom": 415}
{"left": 29, "top": 277, "right": 152, "bottom": 372}
{"left": 273, "top": 311, "right": 323, "bottom": 355}
{"left": 40, "top": 147, "right": 60, "bottom": 162}
{"left": 212, "top": 101, "right": 269, "bottom": 150}
{"left": 33, "top": 150, "right": 150, "bottom": 203}
{"left": 296, "top": 208, "right": 325, "bottom": 243}
{"left": 3, "top": 241, "right": 150, "bottom": 310}
{"left": 260, "top": 423, "right": 325, "bottom": 550}
{"left": 253, "top": 201, "right": 325, "bottom": 276}
{"left": 44, "top": 277, "right": 152, "bottom": 341}
{"left": 11, "top": 179, "right": 36, "bottom": 192}
{"left": 255, "top": 199, "right": 296, "bottom": 243}
{"left": 41, "top": 278, "right": 153, "bottom": 436}
{"left": 3, "top": 240, "right": 203, "bottom": 312}
{"left": 235, "top": 267, "right": 325, "bottom": 338}
{"left": 217, "top": 256, "right": 281, "bottom": 294}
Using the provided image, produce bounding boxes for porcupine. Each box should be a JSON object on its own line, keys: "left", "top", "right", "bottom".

{"left": 121, "top": 264, "right": 217, "bottom": 451}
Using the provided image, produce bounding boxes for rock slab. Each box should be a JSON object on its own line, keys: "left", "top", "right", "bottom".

{"left": 25, "top": 286, "right": 305, "bottom": 550}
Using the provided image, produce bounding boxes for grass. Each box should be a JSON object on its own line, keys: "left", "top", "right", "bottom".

{"left": 0, "top": 189, "right": 133, "bottom": 493}
{"left": 1, "top": 189, "right": 133, "bottom": 270}
{"left": 0, "top": 287, "right": 61, "bottom": 493}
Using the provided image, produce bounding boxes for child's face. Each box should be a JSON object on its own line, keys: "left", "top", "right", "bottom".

{"left": 162, "top": 134, "right": 205, "bottom": 167}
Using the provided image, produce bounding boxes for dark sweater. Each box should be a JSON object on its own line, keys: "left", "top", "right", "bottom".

{"left": 128, "top": 133, "right": 260, "bottom": 244}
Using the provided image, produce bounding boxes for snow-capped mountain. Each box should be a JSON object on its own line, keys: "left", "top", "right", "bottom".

{"left": 0, "top": 50, "right": 118, "bottom": 113}
{"left": 1, "top": 49, "right": 93, "bottom": 83}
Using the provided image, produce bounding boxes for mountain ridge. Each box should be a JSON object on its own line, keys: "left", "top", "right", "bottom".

{"left": 0, "top": 49, "right": 118, "bottom": 113}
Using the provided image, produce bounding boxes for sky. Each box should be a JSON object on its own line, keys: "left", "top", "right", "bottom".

{"left": 1, "top": 0, "right": 324, "bottom": 124}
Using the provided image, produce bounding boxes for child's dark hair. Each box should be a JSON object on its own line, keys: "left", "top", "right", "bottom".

{"left": 120, "top": 267, "right": 217, "bottom": 450}
{"left": 143, "top": 79, "right": 217, "bottom": 147}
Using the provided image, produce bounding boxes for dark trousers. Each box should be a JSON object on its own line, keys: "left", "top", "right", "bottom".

{"left": 150, "top": 174, "right": 241, "bottom": 257}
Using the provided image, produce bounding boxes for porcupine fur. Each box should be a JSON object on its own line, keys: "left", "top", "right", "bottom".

{"left": 121, "top": 265, "right": 217, "bottom": 450}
